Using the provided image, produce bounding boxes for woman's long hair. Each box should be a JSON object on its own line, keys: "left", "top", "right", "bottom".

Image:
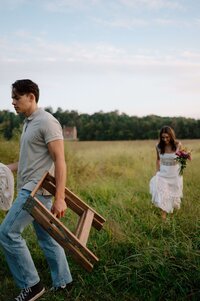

{"left": 157, "top": 126, "right": 177, "bottom": 154}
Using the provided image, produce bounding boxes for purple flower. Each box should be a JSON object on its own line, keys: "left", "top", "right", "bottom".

{"left": 175, "top": 148, "right": 192, "bottom": 175}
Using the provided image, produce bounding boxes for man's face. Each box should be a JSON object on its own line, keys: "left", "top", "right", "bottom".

{"left": 12, "top": 88, "right": 32, "bottom": 115}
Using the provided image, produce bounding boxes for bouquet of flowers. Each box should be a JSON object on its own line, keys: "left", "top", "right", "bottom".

{"left": 175, "top": 148, "right": 192, "bottom": 175}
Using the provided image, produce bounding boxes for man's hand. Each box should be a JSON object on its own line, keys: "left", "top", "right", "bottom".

{"left": 7, "top": 162, "right": 18, "bottom": 172}
{"left": 51, "top": 198, "right": 67, "bottom": 219}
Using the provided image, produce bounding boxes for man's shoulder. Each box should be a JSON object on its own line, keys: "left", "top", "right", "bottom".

{"left": 37, "top": 109, "right": 60, "bottom": 124}
{"left": 38, "top": 110, "right": 63, "bottom": 138}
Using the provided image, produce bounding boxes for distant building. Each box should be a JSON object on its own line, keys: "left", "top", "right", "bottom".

{"left": 63, "top": 126, "right": 78, "bottom": 140}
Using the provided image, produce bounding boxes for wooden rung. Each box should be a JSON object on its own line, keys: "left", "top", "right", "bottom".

{"left": 43, "top": 173, "right": 105, "bottom": 230}
{"left": 75, "top": 209, "right": 94, "bottom": 246}
{"left": 65, "top": 188, "right": 105, "bottom": 230}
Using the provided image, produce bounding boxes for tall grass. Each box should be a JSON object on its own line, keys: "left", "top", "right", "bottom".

{"left": 0, "top": 140, "right": 200, "bottom": 300}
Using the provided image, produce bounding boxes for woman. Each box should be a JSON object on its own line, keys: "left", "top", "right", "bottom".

{"left": 149, "top": 126, "right": 183, "bottom": 220}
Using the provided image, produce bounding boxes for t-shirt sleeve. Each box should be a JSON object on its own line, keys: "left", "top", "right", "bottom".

{"left": 41, "top": 114, "right": 63, "bottom": 144}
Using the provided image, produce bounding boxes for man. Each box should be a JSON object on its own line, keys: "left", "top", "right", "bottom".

{"left": 0, "top": 79, "right": 72, "bottom": 301}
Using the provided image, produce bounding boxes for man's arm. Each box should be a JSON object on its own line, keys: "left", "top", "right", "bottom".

{"left": 47, "top": 139, "right": 67, "bottom": 219}
{"left": 7, "top": 162, "right": 18, "bottom": 172}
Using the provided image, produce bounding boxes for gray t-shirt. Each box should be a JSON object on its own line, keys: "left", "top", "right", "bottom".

{"left": 17, "top": 108, "right": 63, "bottom": 193}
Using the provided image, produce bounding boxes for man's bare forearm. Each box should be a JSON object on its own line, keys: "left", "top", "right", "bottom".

{"left": 54, "top": 158, "right": 66, "bottom": 200}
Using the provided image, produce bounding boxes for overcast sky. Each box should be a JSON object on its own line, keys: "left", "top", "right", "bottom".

{"left": 0, "top": 0, "right": 200, "bottom": 118}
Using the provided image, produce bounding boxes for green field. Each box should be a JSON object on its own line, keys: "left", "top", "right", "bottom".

{"left": 0, "top": 139, "right": 200, "bottom": 301}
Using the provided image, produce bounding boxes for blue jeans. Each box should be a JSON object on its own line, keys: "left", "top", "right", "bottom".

{"left": 0, "top": 189, "right": 72, "bottom": 289}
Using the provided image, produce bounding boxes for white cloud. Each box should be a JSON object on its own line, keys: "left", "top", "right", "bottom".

{"left": 94, "top": 16, "right": 192, "bottom": 30}
{"left": 43, "top": 0, "right": 100, "bottom": 12}
{"left": 182, "top": 50, "right": 200, "bottom": 60}
{"left": 36, "top": 0, "right": 185, "bottom": 13}
{"left": 119, "top": 0, "right": 183, "bottom": 10}
{"left": 0, "top": 35, "right": 200, "bottom": 86}
{"left": 1, "top": 33, "right": 200, "bottom": 72}
{"left": 94, "top": 17, "right": 148, "bottom": 29}
{"left": 92, "top": 15, "right": 193, "bottom": 30}
{"left": 155, "top": 18, "right": 191, "bottom": 27}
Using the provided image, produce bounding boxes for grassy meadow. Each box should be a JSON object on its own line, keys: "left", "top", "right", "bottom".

{"left": 0, "top": 139, "right": 200, "bottom": 301}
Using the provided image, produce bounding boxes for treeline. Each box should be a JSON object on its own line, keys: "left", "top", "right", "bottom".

{"left": 1, "top": 107, "right": 200, "bottom": 140}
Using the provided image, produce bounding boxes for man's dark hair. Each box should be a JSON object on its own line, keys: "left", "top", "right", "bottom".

{"left": 12, "top": 79, "right": 40, "bottom": 103}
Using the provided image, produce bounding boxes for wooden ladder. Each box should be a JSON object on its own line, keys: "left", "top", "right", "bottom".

{"left": 23, "top": 171, "right": 106, "bottom": 272}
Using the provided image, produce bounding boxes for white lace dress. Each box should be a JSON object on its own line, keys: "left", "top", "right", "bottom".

{"left": 149, "top": 152, "right": 183, "bottom": 213}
